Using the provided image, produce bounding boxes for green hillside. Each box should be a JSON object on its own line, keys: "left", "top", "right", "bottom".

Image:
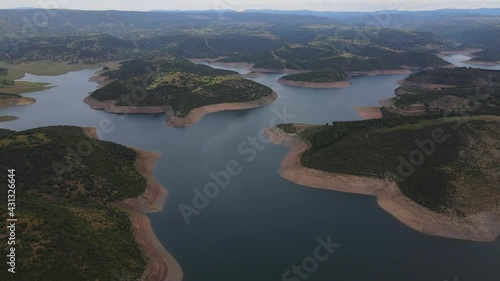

{"left": 0, "top": 126, "right": 147, "bottom": 281}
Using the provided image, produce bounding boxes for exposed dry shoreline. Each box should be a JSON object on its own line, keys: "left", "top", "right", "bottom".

{"left": 278, "top": 69, "right": 413, "bottom": 89}
{"left": 265, "top": 127, "right": 500, "bottom": 242}
{"left": 83, "top": 128, "right": 183, "bottom": 281}
{"left": 277, "top": 78, "right": 351, "bottom": 89}
{"left": 353, "top": 106, "right": 383, "bottom": 119}
{"left": 166, "top": 91, "right": 278, "bottom": 127}
{"left": 0, "top": 96, "right": 35, "bottom": 108}
{"left": 84, "top": 91, "right": 278, "bottom": 128}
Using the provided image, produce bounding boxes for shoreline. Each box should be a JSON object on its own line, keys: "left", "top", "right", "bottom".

{"left": 277, "top": 78, "right": 350, "bottom": 89}
{"left": 189, "top": 58, "right": 254, "bottom": 69}
{"left": 278, "top": 69, "right": 413, "bottom": 89}
{"left": 264, "top": 127, "right": 500, "bottom": 242}
{"left": 0, "top": 115, "right": 19, "bottom": 122}
{"left": 83, "top": 128, "right": 183, "bottom": 281}
{"left": 353, "top": 106, "right": 383, "bottom": 119}
{"left": 464, "top": 59, "right": 500, "bottom": 66}
{"left": 84, "top": 91, "right": 278, "bottom": 128}
{"left": 0, "top": 96, "right": 36, "bottom": 108}
{"left": 439, "top": 51, "right": 500, "bottom": 67}
{"left": 166, "top": 91, "right": 278, "bottom": 127}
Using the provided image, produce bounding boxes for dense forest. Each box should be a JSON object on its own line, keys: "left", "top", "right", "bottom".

{"left": 290, "top": 117, "right": 500, "bottom": 215}
{"left": 90, "top": 56, "right": 275, "bottom": 117}
{"left": 0, "top": 126, "right": 147, "bottom": 281}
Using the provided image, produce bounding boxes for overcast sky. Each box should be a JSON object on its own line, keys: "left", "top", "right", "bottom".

{"left": 0, "top": 0, "right": 499, "bottom": 12}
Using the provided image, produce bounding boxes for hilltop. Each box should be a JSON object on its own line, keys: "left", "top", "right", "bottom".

{"left": 267, "top": 115, "right": 500, "bottom": 241}
{"left": 0, "top": 126, "right": 180, "bottom": 280}
{"left": 85, "top": 55, "right": 277, "bottom": 126}
{"left": 381, "top": 67, "right": 500, "bottom": 117}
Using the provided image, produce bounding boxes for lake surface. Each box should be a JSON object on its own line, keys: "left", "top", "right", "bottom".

{"left": 1, "top": 54, "right": 499, "bottom": 281}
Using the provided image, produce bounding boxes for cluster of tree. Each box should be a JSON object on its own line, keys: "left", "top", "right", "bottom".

{"left": 406, "top": 67, "right": 500, "bottom": 87}
{"left": 0, "top": 126, "right": 147, "bottom": 280}
{"left": 91, "top": 56, "right": 273, "bottom": 117}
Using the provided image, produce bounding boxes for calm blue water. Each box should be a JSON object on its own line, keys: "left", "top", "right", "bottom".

{"left": 1, "top": 55, "right": 499, "bottom": 281}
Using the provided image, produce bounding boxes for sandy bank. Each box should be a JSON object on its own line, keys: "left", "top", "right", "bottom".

{"left": 265, "top": 127, "right": 500, "bottom": 242}
{"left": 88, "top": 74, "right": 114, "bottom": 88}
{"left": 397, "top": 79, "right": 456, "bottom": 89}
{"left": 84, "top": 91, "right": 277, "bottom": 128}
{"left": 83, "top": 128, "right": 183, "bottom": 281}
{"left": 166, "top": 91, "right": 278, "bottom": 127}
{"left": 353, "top": 106, "right": 383, "bottom": 119}
{"left": 277, "top": 78, "right": 351, "bottom": 89}
{"left": 0, "top": 96, "right": 35, "bottom": 108}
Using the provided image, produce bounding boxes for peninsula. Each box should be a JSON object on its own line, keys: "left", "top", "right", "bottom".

{"left": 266, "top": 116, "right": 500, "bottom": 241}
{"left": 0, "top": 126, "right": 182, "bottom": 280}
{"left": 84, "top": 56, "right": 277, "bottom": 127}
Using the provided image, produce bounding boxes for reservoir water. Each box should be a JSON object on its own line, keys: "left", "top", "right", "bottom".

{"left": 1, "top": 54, "right": 499, "bottom": 281}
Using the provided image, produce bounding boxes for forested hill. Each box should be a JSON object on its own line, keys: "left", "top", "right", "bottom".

{"left": 89, "top": 56, "right": 275, "bottom": 117}
{"left": 0, "top": 126, "right": 147, "bottom": 280}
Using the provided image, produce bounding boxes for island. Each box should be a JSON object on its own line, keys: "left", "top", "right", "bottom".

{"left": 278, "top": 70, "right": 351, "bottom": 88}
{"left": 0, "top": 126, "right": 182, "bottom": 280}
{"left": 84, "top": 56, "right": 277, "bottom": 127}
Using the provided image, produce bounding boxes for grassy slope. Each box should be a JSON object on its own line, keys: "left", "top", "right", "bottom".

{"left": 0, "top": 126, "right": 147, "bottom": 281}
{"left": 292, "top": 116, "right": 500, "bottom": 215}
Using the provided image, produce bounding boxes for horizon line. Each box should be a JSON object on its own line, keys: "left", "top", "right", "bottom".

{"left": 1, "top": 7, "right": 500, "bottom": 13}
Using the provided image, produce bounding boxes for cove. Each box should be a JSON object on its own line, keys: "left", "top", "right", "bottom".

{"left": 1, "top": 54, "right": 499, "bottom": 281}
